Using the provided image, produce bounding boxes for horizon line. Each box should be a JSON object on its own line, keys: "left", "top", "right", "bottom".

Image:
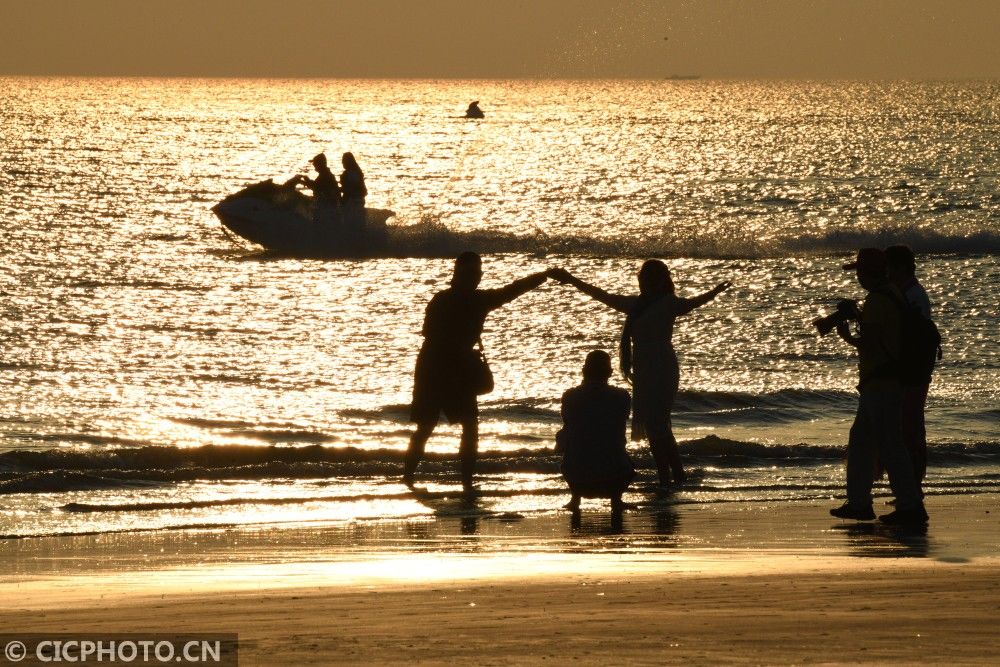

{"left": 3, "top": 74, "right": 999, "bottom": 83}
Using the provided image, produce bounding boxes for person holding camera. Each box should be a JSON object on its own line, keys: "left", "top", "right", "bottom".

{"left": 403, "top": 252, "right": 558, "bottom": 495}
{"left": 827, "top": 248, "right": 928, "bottom": 525}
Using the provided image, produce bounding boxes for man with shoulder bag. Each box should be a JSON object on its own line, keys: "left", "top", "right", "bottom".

{"left": 403, "top": 252, "right": 557, "bottom": 495}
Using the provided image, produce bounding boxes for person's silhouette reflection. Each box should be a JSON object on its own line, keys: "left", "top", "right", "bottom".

{"left": 833, "top": 522, "right": 930, "bottom": 558}
{"left": 460, "top": 515, "right": 479, "bottom": 535}
{"left": 653, "top": 507, "right": 681, "bottom": 538}
{"left": 569, "top": 508, "right": 624, "bottom": 535}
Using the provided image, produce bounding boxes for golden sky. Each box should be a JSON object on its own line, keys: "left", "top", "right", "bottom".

{"left": 2, "top": 0, "right": 998, "bottom": 78}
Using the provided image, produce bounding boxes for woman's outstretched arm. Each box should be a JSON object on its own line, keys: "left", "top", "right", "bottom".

{"left": 550, "top": 269, "right": 634, "bottom": 313}
{"left": 482, "top": 269, "right": 557, "bottom": 311}
{"left": 676, "top": 281, "right": 732, "bottom": 316}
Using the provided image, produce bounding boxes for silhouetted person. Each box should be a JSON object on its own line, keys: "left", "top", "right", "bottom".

{"left": 556, "top": 350, "right": 635, "bottom": 513}
{"left": 288, "top": 153, "right": 341, "bottom": 225}
{"left": 886, "top": 244, "right": 934, "bottom": 483}
{"left": 829, "top": 248, "right": 928, "bottom": 525}
{"left": 339, "top": 152, "right": 367, "bottom": 233}
{"left": 404, "top": 253, "right": 557, "bottom": 494}
{"left": 465, "top": 101, "right": 485, "bottom": 119}
{"left": 552, "top": 261, "right": 730, "bottom": 490}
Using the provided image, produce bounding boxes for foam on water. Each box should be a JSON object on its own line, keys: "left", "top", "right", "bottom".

{"left": 336, "top": 217, "right": 1000, "bottom": 260}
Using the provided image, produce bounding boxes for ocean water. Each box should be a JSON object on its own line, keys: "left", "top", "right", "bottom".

{"left": 1, "top": 78, "right": 998, "bottom": 538}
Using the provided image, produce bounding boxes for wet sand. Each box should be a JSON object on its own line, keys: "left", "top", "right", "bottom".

{"left": 2, "top": 495, "right": 998, "bottom": 665}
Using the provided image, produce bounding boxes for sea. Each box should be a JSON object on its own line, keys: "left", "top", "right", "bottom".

{"left": 1, "top": 78, "right": 998, "bottom": 539}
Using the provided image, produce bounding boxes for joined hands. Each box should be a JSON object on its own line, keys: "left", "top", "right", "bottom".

{"left": 545, "top": 268, "right": 574, "bottom": 284}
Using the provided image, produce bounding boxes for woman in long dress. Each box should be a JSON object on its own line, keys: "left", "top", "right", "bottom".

{"left": 553, "top": 260, "right": 730, "bottom": 488}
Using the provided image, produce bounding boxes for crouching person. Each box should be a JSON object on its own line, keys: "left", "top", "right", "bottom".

{"left": 556, "top": 351, "right": 636, "bottom": 513}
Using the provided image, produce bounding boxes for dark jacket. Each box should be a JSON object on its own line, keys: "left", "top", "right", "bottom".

{"left": 558, "top": 382, "right": 635, "bottom": 496}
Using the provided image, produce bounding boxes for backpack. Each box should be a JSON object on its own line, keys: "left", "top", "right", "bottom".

{"left": 880, "top": 288, "right": 942, "bottom": 386}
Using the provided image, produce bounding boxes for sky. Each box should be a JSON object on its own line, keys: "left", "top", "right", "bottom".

{"left": 1, "top": 0, "right": 998, "bottom": 79}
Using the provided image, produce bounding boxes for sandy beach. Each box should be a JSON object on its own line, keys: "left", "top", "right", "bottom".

{"left": 3, "top": 494, "right": 998, "bottom": 665}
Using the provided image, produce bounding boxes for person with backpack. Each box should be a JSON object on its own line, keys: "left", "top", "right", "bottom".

{"left": 886, "top": 245, "right": 940, "bottom": 484}
{"left": 829, "top": 248, "right": 929, "bottom": 525}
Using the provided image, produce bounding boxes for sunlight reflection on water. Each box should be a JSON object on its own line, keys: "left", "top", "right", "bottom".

{"left": 2, "top": 78, "right": 998, "bottom": 537}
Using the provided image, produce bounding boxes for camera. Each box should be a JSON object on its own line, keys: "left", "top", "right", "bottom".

{"left": 813, "top": 299, "right": 860, "bottom": 336}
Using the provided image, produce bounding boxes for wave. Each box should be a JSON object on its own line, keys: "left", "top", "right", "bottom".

{"left": 343, "top": 389, "right": 857, "bottom": 425}
{"left": 780, "top": 228, "right": 1000, "bottom": 257}
{"left": 7, "top": 432, "right": 150, "bottom": 447}
{"left": 0, "top": 471, "right": 163, "bottom": 494}
{"left": 3, "top": 436, "right": 999, "bottom": 494}
{"left": 673, "top": 388, "right": 857, "bottom": 423}
{"left": 372, "top": 218, "right": 1000, "bottom": 259}
{"left": 66, "top": 278, "right": 210, "bottom": 292}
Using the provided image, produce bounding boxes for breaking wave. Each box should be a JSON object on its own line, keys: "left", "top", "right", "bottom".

{"left": 343, "top": 388, "right": 858, "bottom": 425}
{"left": 3, "top": 437, "right": 999, "bottom": 495}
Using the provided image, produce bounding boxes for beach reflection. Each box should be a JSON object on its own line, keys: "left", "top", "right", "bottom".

{"left": 460, "top": 515, "right": 479, "bottom": 535}
{"left": 569, "top": 509, "right": 623, "bottom": 535}
{"left": 568, "top": 505, "right": 680, "bottom": 538}
{"left": 653, "top": 507, "right": 681, "bottom": 537}
{"left": 2, "top": 496, "right": 996, "bottom": 589}
{"left": 832, "top": 523, "right": 931, "bottom": 559}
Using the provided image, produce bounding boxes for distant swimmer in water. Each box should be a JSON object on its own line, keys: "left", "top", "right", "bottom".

{"left": 465, "top": 101, "right": 485, "bottom": 119}
{"left": 339, "top": 152, "right": 367, "bottom": 233}
{"left": 287, "top": 153, "right": 342, "bottom": 225}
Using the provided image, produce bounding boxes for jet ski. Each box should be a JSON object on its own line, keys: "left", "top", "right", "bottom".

{"left": 212, "top": 180, "right": 395, "bottom": 257}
